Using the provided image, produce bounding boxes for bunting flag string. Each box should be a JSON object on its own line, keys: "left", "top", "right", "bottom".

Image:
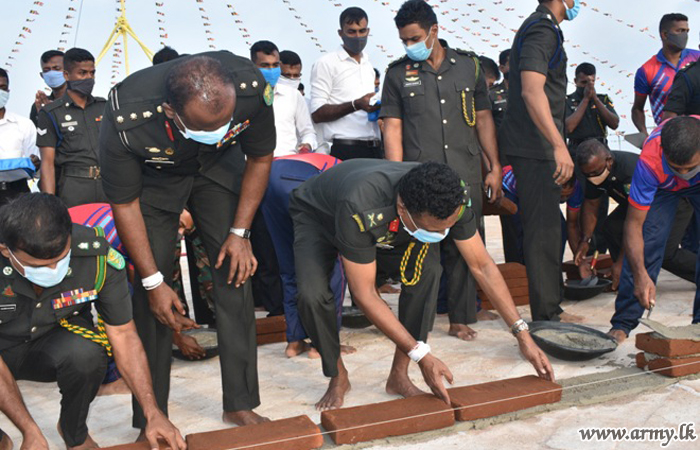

{"left": 109, "top": 0, "right": 123, "bottom": 85}
{"left": 57, "top": 0, "right": 80, "bottom": 51}
{"left": 155, "top": 1, "right": 169, "bottom": 47}
{"left": 194, "top": 0, "right": 216, "bottom": 49}
{"left": 225, "top": 4, "right": 254, "bottom": 49}
{"left": 282, "top": 0, "right": 326, "bottom": 53}
{"left": 4, "top": 0, "right": 45, "bottom": 68}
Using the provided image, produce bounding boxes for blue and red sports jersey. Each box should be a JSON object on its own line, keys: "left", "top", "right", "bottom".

{"left": 629, "top": 115, "right": 700, "bottom": 211}
{"left": 634, "top": 49, "right": 700, "bottom": 125}
{"left": 68, "top": 203, "right": 127, "bottom": 257}
{"left": 502, "top": 165, "right": 582, "bottom": 210}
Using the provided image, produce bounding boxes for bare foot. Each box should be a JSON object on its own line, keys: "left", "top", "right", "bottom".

{"left": 608, "top": 329, "right": 627, "bottom": 344}
{"left": 222, "top": 410, "right": 270, "bottom": 426}
{"left": 448, "top": 323, "right": 478, "bottom": 341}
{"left": 307, "top": 347, "right": 321, "bottom": 359}
{"left": 378, "top": 283, "right": 401, "bottom": 294}
{"left": 285, "top": 340, "right": 312, "bottom": 358}
{"left": 559, "top": 312, "right": 585, "bottom": 323}
{"left": 173, "top": 332, "right": 206, "bottom": 360}
{"left": 308, "top": 344, "right": 355, "bottom": 359}
{"left": 0, "top": 432, "right": 13, "bottom": 450}
{"left": 316, "top": 374, "right": 351, "bottom": 411}
{"left": 57, "top": 423, "right": 99, "bottom": 450}
{"left": 476, "top": 309, "right": 499, "bottom": 321}
{"left": 385, "top": 372, "right": 428, "bottom": 398}
{"left": 97, "top": 378, "right": 131, "bottom": 396}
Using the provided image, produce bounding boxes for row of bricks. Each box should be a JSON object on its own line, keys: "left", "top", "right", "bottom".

{"left": 104, "top": 375, "right": 562, "bottom": 449}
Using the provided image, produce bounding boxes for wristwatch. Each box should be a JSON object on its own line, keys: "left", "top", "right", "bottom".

{"left": 511, "top": 319, "right": 529, "bottom": 336}
{"left": 229, "top": 227, "right": 251, "bottom": 239}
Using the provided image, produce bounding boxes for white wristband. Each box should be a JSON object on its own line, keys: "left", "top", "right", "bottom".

{"left": 142, "top": 271, "right": 164, "bottom": 291}
{"left": 408, "top": 341, "right": 431, "bottom": 363}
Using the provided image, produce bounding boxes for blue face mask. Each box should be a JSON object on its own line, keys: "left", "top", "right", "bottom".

{"left": 564, "top": 0, "right": 581, "bottom": 21}
{"left": 404, "top": 34, "right": 435, "bottom": 62}
{"left": 401, "top": 208, "right": 449, "bottom": 244}
{"left": 0, "top": 90, "right": 9, "bottom": 109}
{"left": 42, "top": 70, "right": 66, "bottom": 88}
{"left": 259, "top": 67, "right": 281, "bottom": 87}
{"left": 175, "top": 112, "right": 231, "bottom": 146}
{"left": 10, "top": 249, "right": 71, "bottom": 288}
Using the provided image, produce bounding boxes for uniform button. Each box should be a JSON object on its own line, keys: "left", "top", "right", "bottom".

{"left": 442, "top": 119, "right": 447, "bottom": 124}
{"left": 440, "top": 99, "right": 445, "bottom": 104}
{"left": 31, "top": 326, "right": 37, "bottom": 333}
{"left": 0, "top": 320, "right": 3, "bottom": 324}
{"left": 409, "top": 92, "right": 415, "bottom": 97}
{"left": 444, "top": 145, "right": 449, "bottom": 149}
{"left": 35, "top": 302, "right": 42, "bottom": 309}
{"left": 437, "top": 76, "right": 443, "bottom": 81}
{"left": 73, "top": 311, "right": 79, "bottom": 316}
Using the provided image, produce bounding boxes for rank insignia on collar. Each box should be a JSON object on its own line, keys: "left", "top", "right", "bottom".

{"left": 367, "top": 213, "right": 377, "bottom": 228}
{"left": 2, "top": 285, "right": 16, "bottom": 297}
{"left": 52, "top": 288, "right": 98, "bottom": 310}
{"left": 217, "top": 120, "right": 250, "bottom": 149}
{"left": 263, "top": 83, "right": 274, "bottom": 106}
{"left": 352, "top": 214, "right": 366, "bottom": 232}
{"left": 78, "top": 242, "right": 89, "bottom": 250}
{"left": 389, "top": 218, "right": 400, "bottom": 233}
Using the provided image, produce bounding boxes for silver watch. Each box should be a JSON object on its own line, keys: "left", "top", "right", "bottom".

{"left": 511, "top": 319, "right": 529, "bottom": 336}
{"left": 229, "top": 227, "right": 251, "bottom": 239}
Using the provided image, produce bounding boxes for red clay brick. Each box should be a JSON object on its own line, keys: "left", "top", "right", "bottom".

{"left": 482, "top": 196, "right": 518, "bottom": 216}
{"left": 102, "top": 441, "right": 168, "bottom": 450}
{"left": 321, "top": 394, "right": 455, "bottom": 445}
{"left": 647, "top": 355, "right": 700, "bottom": 378}
{"left": 256, "top": 315, "right": 287, "bottom": 335}
{"left": 257, "top": 331, "right": 286, "bottom": 346}
{"left": 636, "top": 332, "right": 700, "bottom": 358}
{"left": 448, "top": 376, "right": 562, "bottom": 421}
{"left": 186, "top": 415, "right": 323, "bottom": 450}
{"left": 635, "top": 352, "right": 647, "bottom": 369}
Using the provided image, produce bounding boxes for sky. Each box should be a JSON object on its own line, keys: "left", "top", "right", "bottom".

{"left": 1, "top": 0, "right": 699, "bottom": 152}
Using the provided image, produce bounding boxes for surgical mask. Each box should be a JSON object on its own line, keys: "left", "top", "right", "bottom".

{"left": 666, "top": 31, "right": 689, "bottom": 51}
{"left": 277, "top": 75, "right": 301, "bottom": 90}
{"left": 405, "top": 34, "right": 435, "bottom": 62}
{"left": 67, "top": 78, "right": 94, "bottom": 96}
{"left": 175, "top": 112, "right": 231, "bottom": 146}
{"left": 259, "top": 67, "right": 281, "bottom": 87}
{"left": 563, "top": 0, "right": 581, "bottom": 21}
{"left": 341, "top": 35, "right": 368, "bottom": 55}
{"left": 42, "top": 70, "right": 66, "bottom": 88}
{"left": 668, "top": 164, "right": 700, "bottom": 181}
{"left": 401, "top": 208, "right": 449, "bottom": 244}
{"left": 587, "top": 167, "right": 610, "bottom": 186}
{"left": 9, "top": 249, "right": 71, "bottom": 288}
{"left": 0, "top": 90, "right": 8, "bottom": 109}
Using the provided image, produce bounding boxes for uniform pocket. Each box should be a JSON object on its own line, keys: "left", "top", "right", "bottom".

{"left": 401, "top": 84, "right": 425, "bottom": 114}
{"left": 0, "top": 302, "right": 19, "bottom": 325}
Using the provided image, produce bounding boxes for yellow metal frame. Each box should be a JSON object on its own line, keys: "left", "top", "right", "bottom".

{"left": 95, "top": 0, "right": 153, "bottom": 74}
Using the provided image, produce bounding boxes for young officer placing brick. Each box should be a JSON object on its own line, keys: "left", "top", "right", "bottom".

{"left": 289, "top": 160, "right": 554, "bottom": 411}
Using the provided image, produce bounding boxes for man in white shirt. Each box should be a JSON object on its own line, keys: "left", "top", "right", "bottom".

{"left": 275, "top": 50, "right": 317, "bottom": 156}
{"left": 310, "top": 7, "right": 381, "bottom": 160}
{"left": 0, "top": 68, "right": 39, "bottom": 205}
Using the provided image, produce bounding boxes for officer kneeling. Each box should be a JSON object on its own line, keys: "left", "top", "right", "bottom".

{"left": 290, "top": 160, "right": 555, "bottom": 411}
{"left": 0, "top": 194, "right": 184, "bottom": 450}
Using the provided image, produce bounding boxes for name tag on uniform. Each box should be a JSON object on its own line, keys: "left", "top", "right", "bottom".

{"left": 52, "top": 288, "right": 98, "bottom": 310}
{"left": 61, "top": 121, "right": 79, "bottom": 127}
{"left": 0, "top": 304, "right": 16, "bottom": 312}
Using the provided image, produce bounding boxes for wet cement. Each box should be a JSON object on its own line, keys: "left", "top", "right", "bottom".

{"left": 531, "top": 329, "right": 616, "bottom": 351}
{"left": 328, "top": 368, "right": 700, "bottom": 449}
{"left": 638, "top": 319, "right": 700, "bottom": 341}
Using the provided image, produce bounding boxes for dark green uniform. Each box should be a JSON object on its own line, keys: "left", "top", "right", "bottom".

{"left": 498, "top": 4, "right": 568, "bottom": 321}
{"left": 289, "top": 160, "right": 476, "bottom": 377}
{"left": 380, "top": 42, "right": 489, "bottom": 326}
{"left": 489, "top": 80, "right": 508, "bottom": 131}
{"left": 36, "top": 93, "right": 108, "bottom": 207}
{"left": 565, "top": 90, "right": 617, "bottom": 149}
{"left": 0, "top": 225, "right": 130, "bottom": 447}
{"left": 99, "top": 51, "right": 275, "bottom": 427}
{"left": 664, "top": 61, "right": 700, "bottom": 116}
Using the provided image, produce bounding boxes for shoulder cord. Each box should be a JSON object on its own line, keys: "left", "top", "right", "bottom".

{"left": 461, "top": 56, "right": 480, "bottom": 127}
{"left": 58, "top": 227, "right": 113, "bottom": 357}
{"left": 399, "top": 242, "right": 430, "bottom": 286}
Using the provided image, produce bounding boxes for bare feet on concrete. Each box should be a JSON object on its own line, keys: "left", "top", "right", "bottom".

{"left": 285, "top": 340, "right": 312, "bottom": 358}
{"left": 308, "top": 344, "right": 355, "bottom": 359}
{"left": 97, "top": 378, "right": 130, "bottom": 396}
{"left": 315, "top": 360, "right": 351, "bottom": 411}
{"left": 58, "top": 423, "right": 99, "bottom": 450}
{"left": 385, "top": 371, "right": 428, "bottom": 398}
{"left": 476, "top": 309, "right": 499, "bottom": 321}
{"left": 608, "top": 329, "right": 628, "bottom": 344}
{"left": 222, "top": 410, "right": 270, "bottom": 426}
{"left": 448, "top": 323, "right": 478, "bottom": 341}
{"left": 559, "top": 312, "right": 585, "bottom": 323}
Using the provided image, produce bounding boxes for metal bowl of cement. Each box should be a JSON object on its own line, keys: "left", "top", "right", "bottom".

{"left": 172, "top": 328, "right": 219, "bottom": 361}
{"left": 342, "top": 306, "right": 372, "bottom": 329}
{"left": 564, "top": 278, "right": 612, "bottom": 301}
{"left": 528, "top": 321, "right": 617, "bottom": 361}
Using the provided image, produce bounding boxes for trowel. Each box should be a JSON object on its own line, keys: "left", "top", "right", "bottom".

{"left": 580, "top": 250, "right": 599, "bottom": 287}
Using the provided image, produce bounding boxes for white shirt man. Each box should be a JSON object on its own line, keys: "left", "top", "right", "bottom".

{"left": 273, "top": 79, "right": 317, "bottom": 157}
{"left": 0, "top": 110, "right": 39, "bottom": 183}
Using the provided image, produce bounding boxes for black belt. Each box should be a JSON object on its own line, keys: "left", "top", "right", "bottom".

{"left": 0, "top": 179, "right": 29, "bottom": 191}
{"left": 332, "top": 138, "right": 382, "bottom": 148}
{"left": 62, "top": 166, "right": 101, "bottom": 179}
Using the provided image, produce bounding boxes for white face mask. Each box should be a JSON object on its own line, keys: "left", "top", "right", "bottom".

{"left": 277, "top": 75, "right": 301, "bottom": 90}
{"left": 0, "top": 89, "right": 9, "bottom": 109}
{"left": 9, "top": 248, "right": 71, "bottom": 288}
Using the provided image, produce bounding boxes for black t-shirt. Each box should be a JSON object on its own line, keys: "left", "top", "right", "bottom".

{"left": 584, "top": 150, "right": 639, "bottom": 204}
{"left": 499, "top": 5, "right": 568, "bottom": 160}
{"left": 289, "top": 159, "right": 477, "bottom": 264}
{"left": 664, "top": 61, "right": 700, "bottom": 116}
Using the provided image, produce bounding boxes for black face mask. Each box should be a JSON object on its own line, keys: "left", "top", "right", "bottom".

{"left": 341, "top": 34, "right": 368, "bottom": 55}
{"left": 68, "top": 78, "right": 95, "bottom": 97}
{"left": 666, "top": 31, "right": 688, "bottom": 51}
{"left": 503, "top": 71, "right": 509, "bottom": 81}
